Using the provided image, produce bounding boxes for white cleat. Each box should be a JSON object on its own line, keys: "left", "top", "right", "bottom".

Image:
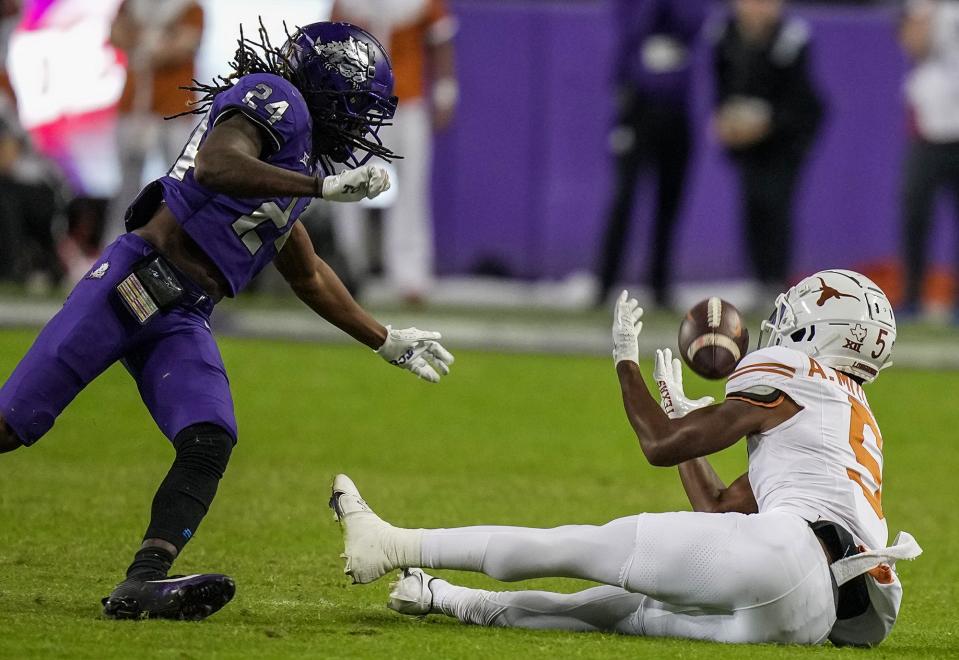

{"left": 388, "top": 568, "right": 435, "bottom": 616}
{"left": 329, "top": 474, "right": 413, "bottom": 585}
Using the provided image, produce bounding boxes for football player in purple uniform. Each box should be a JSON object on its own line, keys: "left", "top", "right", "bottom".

{"left": 0, "top": 21, "right": 453, "bottom": 620}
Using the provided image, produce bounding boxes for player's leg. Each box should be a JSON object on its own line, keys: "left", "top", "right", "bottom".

{"left": 900, "top": 140, "right": 940, "bottom": 312}
{"left": 106, "top": 115, "right": 152, "bottom": 238}
{"left": 102, "top": 307, "right": 237, "bottom": 620}
{"left": 332, "top": 479, "right": 835, "bottom": 642}
{"left": 331, "top": 475, "right": 636, "bottom": 586}
{"left": 761, "top": 157, "right": 801, "bottom": 286}
{"left": 0, "top": 235, "right": 153, "bottom": 449}
{"left": 392, "top": 568, "right": 832, "bottom": 645}
{"left": 738, "top": 159, "right": 771, "bottom": 289}
{"left": 424, "top": 511, "right": 834, "bottom": 643}
{"left": 391, "top": 572, "right": 782, "bottom": 642}
{"left": 948, "top": 149, "right": 959, "bottom": 315}
{"left": 391, "top": 569, "right": 643, "bottom": 633}
{"left": 648, "top": 106, "right": 691, "bottom": 306}
{"left": 596, "top": 98, "right": 648, "bottom": 304}
{"left": 383, "top": 100, "right": 433, "bottom": 301}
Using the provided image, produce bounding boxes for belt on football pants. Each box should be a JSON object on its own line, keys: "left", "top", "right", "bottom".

{"left": 810, "top": 520, "right": 869, "bottom": 620}
{"left": 809, "top": 520, "right": 922, "bottom": 620}
{"left": 116, "top": 253, "right": 206, "bottom": 324}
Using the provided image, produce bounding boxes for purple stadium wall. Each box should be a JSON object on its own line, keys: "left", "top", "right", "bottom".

{"left": 432, "top": 1, "right": 955, "bottom": 294}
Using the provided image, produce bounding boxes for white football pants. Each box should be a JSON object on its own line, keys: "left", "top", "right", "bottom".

{"left": 421, "top": 510, "right": 836, "bottom": 644}
{"left": 333, "top": 99, "right": 434, "bottom": 296}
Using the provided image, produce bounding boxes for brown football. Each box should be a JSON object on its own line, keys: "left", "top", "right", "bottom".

{"left": 678, "top": 298, "right": 750, "bottom": 380}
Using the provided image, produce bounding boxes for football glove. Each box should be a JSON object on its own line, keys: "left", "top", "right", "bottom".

{"left": 653, "top": 348, "right": 714, "bottom": 419}
{"left": 320, "top": 165, "right": 390, "bottom": 202}
{"left": 612, "top": 290, "right": 644, "bottom": 365}
{"left": 376, "top": 325, "right": 454, "bottom": 384}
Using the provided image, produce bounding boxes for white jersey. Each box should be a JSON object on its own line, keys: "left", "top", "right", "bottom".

{"left": 726, "top": 346, "right": 903, "bottom": 647}
{"left": 726, "top": 345, "right": 886, "bottom": 548}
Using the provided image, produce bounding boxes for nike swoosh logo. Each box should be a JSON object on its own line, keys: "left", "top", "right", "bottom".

{"left": 145, "top": 574, "right": 204, "bottom": 584}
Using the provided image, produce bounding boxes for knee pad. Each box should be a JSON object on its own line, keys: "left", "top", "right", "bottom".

{"left": 172, "top": 423, "right": 234, "bottom": 479}
{"left": 0, "top": 416, "right": 23, "bottom": 453}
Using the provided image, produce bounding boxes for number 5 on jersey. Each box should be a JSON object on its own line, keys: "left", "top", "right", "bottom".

{"left": 847, "top": 396, "right": 883, "bottom": 519}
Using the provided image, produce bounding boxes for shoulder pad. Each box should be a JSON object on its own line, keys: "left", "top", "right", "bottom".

{"left": 726, "top": 346, "right": 803, "bottom": 395}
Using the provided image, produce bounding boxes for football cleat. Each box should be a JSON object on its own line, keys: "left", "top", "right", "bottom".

{"left": 101, "top": 573, "right": 235, "bottom": 620}
{"left": 388, "top": 568, "right": 435, "bottom": 616}
{"left": 329, "top": 474, "right": 419, "bottom": 585}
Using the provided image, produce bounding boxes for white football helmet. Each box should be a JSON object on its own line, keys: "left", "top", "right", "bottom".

{"left": 758, "top": 269, "right": 896, "bottom": 383}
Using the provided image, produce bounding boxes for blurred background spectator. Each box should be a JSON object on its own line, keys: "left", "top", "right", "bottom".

{"left": 330, "top": 0, "right": 457, "bottom": 305}
{"left": 0, "top": 0, "right": 957, "bottom": 328}
{"left": 595, "top": 0, "right": 710, "bottom": 309}
{"left": 0, "top": 0, "right": 18, "bottom": 110}
{"left": 106, "top": 0, "right": 203, "bottom": 239}
{"left": 711, "top": 0, "right": 824, "bottom": 305}
{"left": 0, "top": 115, "right": 66, "bottom": 290}
{"left": 56, "top": 197, "right": 107, "bottom": 286}
{"left": 899, "top": 0, "right": 959, "bottom": 319}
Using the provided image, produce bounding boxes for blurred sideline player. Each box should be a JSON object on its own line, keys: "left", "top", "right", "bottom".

{"left": 712, "top": 0, "right": 823, "bottom": 303}
{"left": 331, "top": 270, "right": 920, "bottom": 646}
{"left": 0, "top": 22, "right": 454, "bottom": 620}
{"left": 330, "top": 0, "right": 458, "bottom": 304}
{"left": 108, "top": 0, "right": 205, "bottom": 239}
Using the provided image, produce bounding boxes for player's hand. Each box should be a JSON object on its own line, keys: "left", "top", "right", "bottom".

{"left": 320, "top": 165, "right": 391, "bottom": 202}
{"left": 653, "top": 348, "right": 714, "bottom": 419}
{"left": 376, "top": 325, "right": 455, "bottom": 383}
{"left": 612, "top": 290, "right": 643, "bottom": 365}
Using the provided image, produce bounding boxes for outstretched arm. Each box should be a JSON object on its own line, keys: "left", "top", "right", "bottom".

{"left": 274, "top": 225, "right": 454, "bottom": 382}
{"left": 274, "top": 221, "right": 386, "bottom": 349}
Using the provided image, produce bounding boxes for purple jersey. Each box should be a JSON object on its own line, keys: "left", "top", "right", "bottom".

{"left": 129, "top": 73, "right": 315, "bottom": 296}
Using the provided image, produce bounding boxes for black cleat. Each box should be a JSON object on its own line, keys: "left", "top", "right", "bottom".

{"left": 101, "top": 573, "right": 235, "bottom": 620}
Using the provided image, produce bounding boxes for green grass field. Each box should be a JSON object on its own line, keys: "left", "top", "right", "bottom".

{"left": 0, "top": 328, "right": 956, "bottom": 659}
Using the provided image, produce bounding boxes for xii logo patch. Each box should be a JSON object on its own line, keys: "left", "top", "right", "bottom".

{"left": 843, "top": 338, "right": 863, "bottom": 353}
{"left": 844, "top": 323, "right": 868, "bottom": 353}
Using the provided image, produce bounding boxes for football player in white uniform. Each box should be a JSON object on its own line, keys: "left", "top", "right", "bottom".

{"left": 329, "top": 269, "right": 920, "bottom": 646}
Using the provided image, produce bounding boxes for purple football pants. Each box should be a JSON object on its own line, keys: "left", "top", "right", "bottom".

{"left": 0, "top": 233, "right": 237, "bottom": 445}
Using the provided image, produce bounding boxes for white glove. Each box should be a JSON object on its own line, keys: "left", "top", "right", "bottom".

{"left": 376, "top": 325, "right": 455, "bottom": 383}
{"left": 320, "top": 165, "right": 391, "bottom": 202}
{"left": 653, "top": 348, "right": 715, "bottom": 419}
{"left": 612, "top": 290, "right": 644, "bottom": 365}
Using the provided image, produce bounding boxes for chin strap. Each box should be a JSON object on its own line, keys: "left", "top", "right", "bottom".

{"left": 831, "top": 531, "right": 922, "bottom": 587}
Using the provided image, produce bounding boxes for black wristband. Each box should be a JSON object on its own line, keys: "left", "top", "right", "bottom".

{"left": 316, "top": 174, "right": 324, "bottom": 198}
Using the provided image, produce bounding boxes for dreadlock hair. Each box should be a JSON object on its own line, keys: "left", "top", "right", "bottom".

{"left": 171, "top": 19, "right": 398, "bottom": 173}
{"left": 170, "top": 20, "right": 291, "bottom": 121}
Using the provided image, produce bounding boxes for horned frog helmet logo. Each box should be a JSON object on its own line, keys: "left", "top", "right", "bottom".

{"left": 314, "top": 36, "right": 376, "bottom": 86}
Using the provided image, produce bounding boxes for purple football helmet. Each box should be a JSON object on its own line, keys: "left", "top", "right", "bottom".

{"left": 282, "top": 22, "right": 398, "bottom": 170}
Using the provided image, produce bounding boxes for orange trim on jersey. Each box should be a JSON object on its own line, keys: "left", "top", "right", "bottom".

{"left": 729, "top": 361, "right": 795, "bottom": 380}
{"left": 726, "top": 393, "right": 786, "bottom": 408}
{"left": 728, "top": 366, "right": 795, "bottom": 381}
{"left": 847, "top": 468, "right": 884, "bottom": 519}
